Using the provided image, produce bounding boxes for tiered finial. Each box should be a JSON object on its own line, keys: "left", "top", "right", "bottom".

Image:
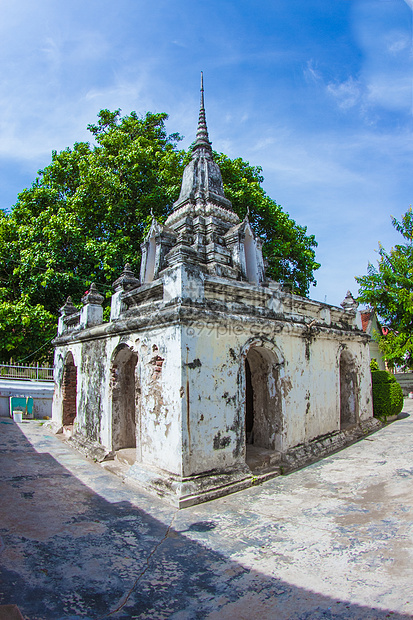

{"left": 193, "top": 72, "right": 211, "bottom": 153}
{"left": 112, "top": 264, "right": 140, "bottom": 293}
{"left": 341, "top": 290, "right": 358, "bottom": 312}
{"left": 59, "top": 296, "right": 77, "bottom": 316}
{"left": 81, "top": 283, "right": 104, "bottom": 306}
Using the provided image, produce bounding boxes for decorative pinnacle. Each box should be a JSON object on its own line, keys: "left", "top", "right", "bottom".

{"left": 112, "top": 263, "right": 140, "bottom": 293}
{"left": 193, "top": 71, "right": 212, "bottom": 153}
{"left": 341, "top": 290, "right": 358, "bottom": 312}
{"left": 60, "top": 296, "right": 77, "bottom": 316}
{"left": 82, "top": 282, "right": 104, "bottom": 306}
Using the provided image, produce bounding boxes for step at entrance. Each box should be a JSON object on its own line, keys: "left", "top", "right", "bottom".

{"left": 115, "top": 448, "right": 136, "bottom": 466}
{"left": 246, "top": 445, "right": 282, "bottom": 472}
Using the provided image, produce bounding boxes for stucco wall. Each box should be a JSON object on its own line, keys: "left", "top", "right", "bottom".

{"left": 53, "top": 309, "right": 373, "bottom": 485}
{"left": 178, "top": 317, "right": 373, "bottom": 477}
{"left": 134, "top": 325, "right": 183, "bottom": 475}
{"left": 53, "top": 326, "right": 185, "bottom": 476}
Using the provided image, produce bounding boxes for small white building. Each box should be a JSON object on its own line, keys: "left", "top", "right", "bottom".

{"left": 52, "top": 81, "right": 377, "bottom": 507}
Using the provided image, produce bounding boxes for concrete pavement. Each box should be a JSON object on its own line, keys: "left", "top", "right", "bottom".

{"left": 1, "top": 402, "right": 413, "bottom": 619}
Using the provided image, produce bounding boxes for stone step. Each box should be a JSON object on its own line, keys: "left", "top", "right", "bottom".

{"left": 246, "top": 446, "right": 282, "bottom": 472}
{"left": 115, "top": 448, "right": 136, "bottom": 466}
{"left": 62, "top": 425, "right": 74, "bottom": 438}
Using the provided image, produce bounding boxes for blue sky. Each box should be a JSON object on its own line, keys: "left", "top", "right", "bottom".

{"left": 0, "top": 0, "right": 412, "bottom": 306}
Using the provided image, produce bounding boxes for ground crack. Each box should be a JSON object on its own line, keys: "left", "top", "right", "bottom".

{"left": 97, "top": 510, "right": 178, "bottom": 618}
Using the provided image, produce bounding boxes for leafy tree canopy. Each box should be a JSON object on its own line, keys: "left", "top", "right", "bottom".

{"left": 0, "top": 109, "right": 319, "bottom": 362}
{"left": 356, "top": 208, "right": 413, "bottom": 370}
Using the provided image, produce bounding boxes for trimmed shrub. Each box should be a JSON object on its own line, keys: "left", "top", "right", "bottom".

{"left": 371, "top": 370, "right": 404, "bottom": 421}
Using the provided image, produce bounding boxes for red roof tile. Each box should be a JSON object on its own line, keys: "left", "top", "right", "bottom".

{"left": 360, "top": 311, "right": 372, "bottom": 332}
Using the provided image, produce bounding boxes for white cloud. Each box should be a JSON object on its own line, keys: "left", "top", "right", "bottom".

{"left": 323, "top": 69, "right": 411, "bottom": 117}
{"left": 250, "top": 136, "right": 276, "bottom": 152}
{"left": 304, "top": 60, "right": 322, "bottom": 83}
{"left": 171, "top": 40, "right": 187, "bottom": 48}
{"left": 326, "top": 77, "right": 362, "bottom": 110}
{"left": 386, "top": 32, "right": 410, "bottom": 54}
{"left": 366, "top": 74, "right": 412, "bottom": 110}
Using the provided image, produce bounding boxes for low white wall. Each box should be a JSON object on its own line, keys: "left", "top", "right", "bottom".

{"left": 395, "top": 372, "right": 413, "bottom": 396}
{"left": 0, "top": 379, "right": 54, "bottom": 419}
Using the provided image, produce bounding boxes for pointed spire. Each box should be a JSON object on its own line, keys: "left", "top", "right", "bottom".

{"left": 169, "top": 73, "right": 233, "bottom": 212}
{"left": 341, "top": 290, "right": 358, "bottom": 312}
{"left": 193, "top": 72, "right": 212, "bottom": 153}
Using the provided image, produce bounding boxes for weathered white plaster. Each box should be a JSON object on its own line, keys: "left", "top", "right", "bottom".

{"left": 110, "top": 291, "right": 124, "bottom": 321}
{"left": 79, "top": 304, "right": 103, "bottom": 329}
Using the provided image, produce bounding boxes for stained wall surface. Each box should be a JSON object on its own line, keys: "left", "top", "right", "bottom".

{"left": 53, "top": 290, "right": 373, "bottom": 507}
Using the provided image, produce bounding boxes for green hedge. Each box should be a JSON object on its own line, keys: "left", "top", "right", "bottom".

{"left": 371, "top": 370, "right": 403, "bottom": 421}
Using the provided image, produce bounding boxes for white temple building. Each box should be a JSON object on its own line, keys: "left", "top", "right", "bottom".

{"left": 52, "top": 78, "right": 377, "bottom": 507}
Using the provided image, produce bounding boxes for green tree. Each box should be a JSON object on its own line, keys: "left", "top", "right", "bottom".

{"left": 0, "top": 109, "right": 319, "bottom": 362}
{"left": 356, "top": 207, "right": 413, "bottom": 370}
{"left": 3, "top": 111, "right": 183, "bottom": 314}
{"left": 0, "top": 292, "right": 56, "bottom": 363}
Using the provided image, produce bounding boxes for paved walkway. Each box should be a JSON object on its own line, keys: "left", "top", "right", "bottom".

{"left": 1, "top": 403, "right": 413, "bottom": 620}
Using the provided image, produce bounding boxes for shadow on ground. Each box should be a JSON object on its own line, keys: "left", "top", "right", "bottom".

{"left": 397, "top": 412, "right": 410, "bottom": 420}
{"left": 0, "top": 419, "right": 411, "bottom": 620}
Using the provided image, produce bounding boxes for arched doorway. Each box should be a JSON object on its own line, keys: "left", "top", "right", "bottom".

{"left": 111, "top": 345, "right": 138, "bottom": 452}
{"left": 245, "top": 346, "right": 283, "bottom": 468}
{"left": 339, "top": 350, "right": 358, "bottom": 429}
{"left": 62, "top": 352, "right": 77, "bottom": 427}
{"left": 245, "top": 357, "right": 254, "bottom": 443}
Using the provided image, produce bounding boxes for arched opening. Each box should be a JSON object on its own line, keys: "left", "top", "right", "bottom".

{"left": 144, "top": 232, "right": 156, "bottom": 283}
{"left": 245, "top": 357, "right": 254, "bottom": 443}
{"left": 245, "top": 346, "right": 282, "bottom": 469}
{"left": 62, "top": 352, "right": 77, "bottom": 427}
{"left": 339, "top": 350, "right": 358, "bottom": 429}
{"left": 111, "top": 345, "right": 138, "bottom": 453}
{"left": 244, "top": 227, "right": 259, "bottom": 285}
